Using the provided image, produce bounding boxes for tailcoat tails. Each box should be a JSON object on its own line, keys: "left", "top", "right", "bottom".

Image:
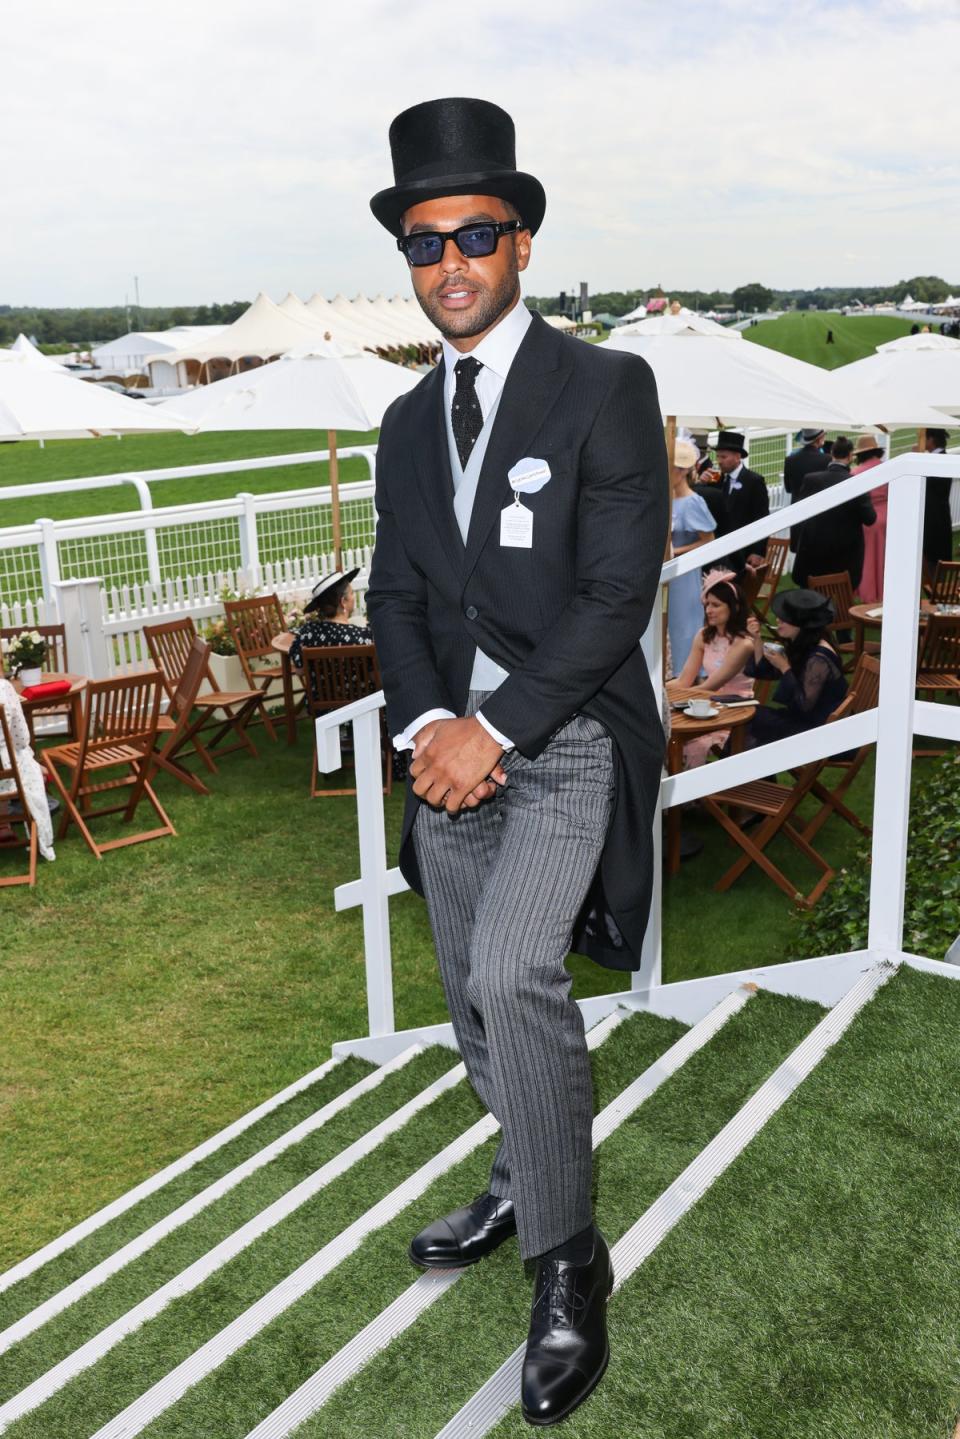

{"left": 367, "top": 311, "right": 669, "bottom": 971}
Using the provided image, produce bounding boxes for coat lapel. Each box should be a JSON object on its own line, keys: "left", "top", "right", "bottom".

{"left": 463, "top": 314, "right": 573, "bottom": 579}
{"left": 408, "top": 361, "right": 465, "bottom": 566}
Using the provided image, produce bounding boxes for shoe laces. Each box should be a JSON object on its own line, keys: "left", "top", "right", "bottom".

{"left": 533, "top": 1262, "right": 587, "bottom": 1328}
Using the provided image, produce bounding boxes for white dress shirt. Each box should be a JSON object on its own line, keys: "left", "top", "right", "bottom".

{"left": 725, "top": 461, "right": 744, "bottom": 492}
{"left": 394, "top": 300, "right": 533, "bottom": 755}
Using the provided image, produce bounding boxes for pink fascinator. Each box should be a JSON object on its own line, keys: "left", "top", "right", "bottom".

{"left": 700, "top": 568, "right": 738, "bottom": 604}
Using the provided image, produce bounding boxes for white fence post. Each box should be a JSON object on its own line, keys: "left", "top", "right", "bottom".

{"left": 36, "top": 519, "right": 61, "bottom": 603}
{"left": 238, "top": 493, "right": 261, "bottom": 589}
{"left": 866, "top": 468, "right": 926, "bottom": 954}
{"left": 53, "top": 578, "right": 112, "bottom": 680}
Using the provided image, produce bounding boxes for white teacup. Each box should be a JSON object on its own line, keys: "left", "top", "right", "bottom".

{"left": 688, "top": 698, "right": 714, "bottom": 718}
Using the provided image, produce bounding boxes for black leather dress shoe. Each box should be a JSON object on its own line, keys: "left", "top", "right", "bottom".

{"left": 521, "top": 1227, "right": 614, "bottom": 1427}
{"left": 408, "top": 1192, "right": 516, "bottom": 1269}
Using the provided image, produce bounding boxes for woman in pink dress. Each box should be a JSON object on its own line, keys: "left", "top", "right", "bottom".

{"left": 668, "top": 570, "right": 754, "bottom": 767}
{"left": 854, "top": 434, "right": 887, "bottom": 603}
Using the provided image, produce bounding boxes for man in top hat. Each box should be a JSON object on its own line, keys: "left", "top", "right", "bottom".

{"left": 712, "top": 431, "right": 769, "bottom": 576}
{"left": 366, "top": 97, "right": 668, "bottom": 1425}
{"left": 792, "top": 435, "right": 876, "bottom": 592}
{"left": 783, "top": 429, "right": 826, "bottom": 552}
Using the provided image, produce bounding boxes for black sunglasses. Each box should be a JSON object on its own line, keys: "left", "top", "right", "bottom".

{"left": 397, "top": 219, "right": 524, "bottom": 268}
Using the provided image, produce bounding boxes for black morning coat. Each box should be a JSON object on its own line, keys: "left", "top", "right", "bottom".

{"left": 793, "top": 461, "right": 877, "bottom": 590}
{"left": 366, "top": 312, "right": 670, "bottom": 972}
{"left": 715, "top": 464, "right": 769, "bottom": 574}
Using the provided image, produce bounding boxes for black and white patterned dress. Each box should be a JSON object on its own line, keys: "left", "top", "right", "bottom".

{"left": 289, "top": 618, "right": 373, "bottom": 669}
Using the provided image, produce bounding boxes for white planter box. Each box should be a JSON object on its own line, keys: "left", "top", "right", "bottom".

{"left": 205, "top": 651, "right": 247, "bottom": 695}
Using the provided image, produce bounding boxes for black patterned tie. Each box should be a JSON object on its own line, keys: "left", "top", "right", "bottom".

{"left": 452, "top": 356, "right": 484, "bottom": 468}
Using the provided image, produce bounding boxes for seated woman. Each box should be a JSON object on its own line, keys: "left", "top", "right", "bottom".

{"left": 0, "top": 677, "right": 55, "bottom": 862}
{"left": 744, "top": 588, "right": 847, "bottom": 746}
{"left": 289, "top": 567, "right": 373, "bottom": 668}
{"left": 668, "top": 570, "right": 754, "bottom": 767}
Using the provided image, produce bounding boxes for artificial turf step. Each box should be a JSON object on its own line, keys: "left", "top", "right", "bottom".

{"left": 299, "top": 988, "right": 823, "bottom": 1439}
{"left": 76, "top": 1009, "right": 688, "bottom": 1439}
{"left": 489, "top": 964, "right": 960, "bottom": 1439}
{"left": 0, "top": 1044, "right": 458, "bottom": 1419}
{"left": 0, "top": 1051, "right": 374, "bottom": 1330}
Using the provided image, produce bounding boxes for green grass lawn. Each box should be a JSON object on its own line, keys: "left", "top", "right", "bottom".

{"left": 742, "top": 311, "right": 915, "bottom": 369}
{"left": 0, "top": 428, "right": 377, "bottom": 530}
{"left": 0, "top": 716, "right": 880, "bottom": 1273}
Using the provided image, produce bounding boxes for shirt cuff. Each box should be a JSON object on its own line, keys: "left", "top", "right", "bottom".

{"left": 475, "top": 709, "right": 514, "bottom": 751}
{"left": 393, "top": 708, "right": 455, "bottom": 752}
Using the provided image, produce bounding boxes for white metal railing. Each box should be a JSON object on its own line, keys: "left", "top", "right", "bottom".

{"left": 315, "top": 452, "right": 960, "bottom": 1040}
{"left": 2, "top": 435, "right": 958, "bottom": 618}
{"left": 0, "top": 448, "right": 376, "bottom": 609}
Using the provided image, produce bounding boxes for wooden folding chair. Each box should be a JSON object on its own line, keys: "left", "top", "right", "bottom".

{"left": 798, "top": 654, "right": 881, "bottom": 845}
{"left": 298, "top": 645, "right": 392, "bottom": 798}
{"left": 807, "top": 571, "right": 880, "bottom": 673}
{"left": 930, "top": 560, "right": 960, "bottom": 607}
{"left": 224, "top": 595, "right": 299, "bottom": 740}
{"left": 42, "top": 671, "right": 176, "bottom": 859}
{"left": 702, "top": 757, "right": 834, "bottom": 908}
{"left": 915, "top": 613, "right": 960, "bottom": 700}
{"left": 0, "top": 705, "right": 38, "bottom": 887}
{"left": 151, "top": 636, "right": 217, "bottom": 795}
{"left": 752, "top": 536, "right": 790, "bottom": 620}
{"left": 144, "top": 616, "right": 272, "bottom": 762}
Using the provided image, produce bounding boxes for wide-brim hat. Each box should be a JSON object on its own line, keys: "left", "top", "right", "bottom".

{"left": 800, "top": 428, "right": 825, "bottom": 443}
{"left": 715, "top": 430, "right": 748, "bottom": 456}
{"left": 673, "top": 439, "right": 699, "bottom": 470}
{"left": 370, "top": 97, "right": 546, "bottom": 237}
{"left": 303, "top": 567, "right": 360, "bottom": 615}
{"left": 771, "top": 587, "right": 835, "bottom": 631}
{"left": 853, "top": 432, "right": 884, "bottom": 457}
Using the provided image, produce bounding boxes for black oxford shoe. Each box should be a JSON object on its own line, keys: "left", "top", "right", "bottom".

{"left": 408, "top": 1192, "right": 516, "bottom": 1269}
{"left": 521, "top": 1227, "right": 614, "bottom": 1427}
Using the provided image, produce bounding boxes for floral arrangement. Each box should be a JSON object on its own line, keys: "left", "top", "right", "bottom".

{"left": 2, "top": 630, "right": 47, "bottom": 676}
{"left": 200, "top": 616, "right": 237, "bottom": 656}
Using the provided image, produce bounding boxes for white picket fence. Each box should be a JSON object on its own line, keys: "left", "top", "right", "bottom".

{"left": 1, "top": 434, "right": 958, "bottom": 671}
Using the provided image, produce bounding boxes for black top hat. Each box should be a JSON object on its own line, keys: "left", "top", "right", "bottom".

{"left": 771, "top": 587, "right": 835, "bottom": 631}
{"left": 715, "top": 430, "right": 748, "bottom": 456}
{"left": 303, "top": 567, "right": 360, "bottom": 615}
{"left": 370, "top": 97, "right": 546, "bottom": 237}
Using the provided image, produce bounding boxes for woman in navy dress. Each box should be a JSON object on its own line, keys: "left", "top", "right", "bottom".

{"left": 744, "top": 588, "right": 847, "bottom": 746}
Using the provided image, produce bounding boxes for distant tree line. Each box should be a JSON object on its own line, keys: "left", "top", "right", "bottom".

{"left": 0, "top": 301, "right": 250, "bottom": 349}
{"left": 529, "top": 275, "right": 959, "bottom": 320}
{"left": 2, "top": 273, "right": 958, "bottom": 347}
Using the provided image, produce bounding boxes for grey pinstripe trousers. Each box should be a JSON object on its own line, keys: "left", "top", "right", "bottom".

{"left": 413, "top": 692, "right": 614, "bottom": 1259}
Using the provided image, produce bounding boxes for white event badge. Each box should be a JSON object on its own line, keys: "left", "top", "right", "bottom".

{"left": 501, "top": 457, "right": 551, "bottom": 549}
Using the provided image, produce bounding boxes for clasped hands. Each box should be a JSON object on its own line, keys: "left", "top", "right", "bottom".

{"left": 409, "top": 716, "right": 507, "bottom": 814}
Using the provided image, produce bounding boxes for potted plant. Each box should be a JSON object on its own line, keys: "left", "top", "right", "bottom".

{"left": 2, "top": 630, "right": 47, "bottom": 686}
{"left": 200, "top": 616, "right": 247, "bottom": 693}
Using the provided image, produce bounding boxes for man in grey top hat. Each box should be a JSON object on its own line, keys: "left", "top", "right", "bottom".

{"left": 366, "top": 96, "right": 668, "bottom": 1426}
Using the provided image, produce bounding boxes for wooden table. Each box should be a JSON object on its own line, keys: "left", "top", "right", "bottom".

{"left": 14, "top": 672, "right": 86, "bottom": 744}
{"left": 848, "top": 600, "right": 938, "bottom": 663}
{"left": 270, "top": 632, "right": 298, "bottom": 745}
{"left": 664, "top": 686, "right": 757, "bottom": 876}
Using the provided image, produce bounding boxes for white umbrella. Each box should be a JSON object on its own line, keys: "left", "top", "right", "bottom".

{"left": 740, "top": 338, "right": 953, "bottom": 428}
{"left": 613, "top": 313, "right": 737, "bottom": 339}
{"left": 600, "top": 331, "right": 856, "bottom": 429}
{"left": 838, "top": 332, "right": 960, "bottom": 419}
{"left": 0, "top": 351, "right": 194, "bottom": 439}
{"left": 162, "top": 339, "right": 420, "bottom": 562}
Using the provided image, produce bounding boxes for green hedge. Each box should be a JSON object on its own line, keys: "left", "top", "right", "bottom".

{"left": 794, "top": 748, "right": 960, "bottom": 961}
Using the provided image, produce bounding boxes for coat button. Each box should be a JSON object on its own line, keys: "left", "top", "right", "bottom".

{"left": 465, "top": 605, "right": 479, "bottom": 620}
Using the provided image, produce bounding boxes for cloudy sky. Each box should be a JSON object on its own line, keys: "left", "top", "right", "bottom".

{"left": 4, "top": 0, "right": 957, "bottom": 307}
